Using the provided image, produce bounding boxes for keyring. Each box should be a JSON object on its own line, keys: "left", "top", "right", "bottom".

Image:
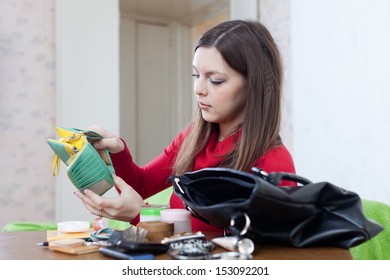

{"left": 90, "top": 227, "right": 114, "bottom": 241}
{"left": 229, "top": 212, "right": 251, "bottom": 236}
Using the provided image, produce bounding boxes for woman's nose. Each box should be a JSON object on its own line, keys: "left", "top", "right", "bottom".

{"left": 194, "top": 79, "right": 207, "bottom": 96}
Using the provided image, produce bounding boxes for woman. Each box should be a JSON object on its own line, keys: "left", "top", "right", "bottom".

{"left": 75, "top": 19, "right": 296, "bottom": 232}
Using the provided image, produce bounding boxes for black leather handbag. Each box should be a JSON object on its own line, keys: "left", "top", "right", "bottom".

{"left": 169, "top": 167, "right": 383, "bottom": 248}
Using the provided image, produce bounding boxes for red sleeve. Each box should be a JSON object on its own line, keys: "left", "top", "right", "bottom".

{"left": 109, "top": 127, "right": 189, "bottom": 199}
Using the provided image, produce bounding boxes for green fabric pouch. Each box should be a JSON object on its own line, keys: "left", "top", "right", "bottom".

{"left": 47, "top": 127, "right": 115, "bottom": 195}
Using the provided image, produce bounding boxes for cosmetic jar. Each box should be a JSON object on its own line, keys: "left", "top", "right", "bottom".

{"left": 137, "top": 221, "right": 174, "bottom": 242}
{"left": 160, "top": 209, "right": 192, "bottom": 234}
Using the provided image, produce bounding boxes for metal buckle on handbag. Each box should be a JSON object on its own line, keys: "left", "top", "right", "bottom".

{"left": 229, "top": 212, "right": 251, "bottom": 236}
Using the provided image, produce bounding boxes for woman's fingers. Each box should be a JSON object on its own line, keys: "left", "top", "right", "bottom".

{"left": 85, "top": 125, "right": 124, "bottom": 154}
{"left": 114, "top": 176, "right": 144, "bottom": 205}
{"left": 74, "top": 190, "right": 108, "bottom": 218}
{"left": 93, "top": 137, "right": 124, "bottom": 154}
{"left": 74, "top": 176, "right": 143, "bottom": 222}
{"left": 113, "top": 175, "right": 127, "bottom": 192}
{"left": 86, "top": 125, "right": 115, "bottom": 138}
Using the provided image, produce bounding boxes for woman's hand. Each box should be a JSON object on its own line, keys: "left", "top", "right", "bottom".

{"left": 87, "top": 124, "right": 125, "bottom": 154}
{"left": 74, "top": 175, "right": 144, "bottom": 222}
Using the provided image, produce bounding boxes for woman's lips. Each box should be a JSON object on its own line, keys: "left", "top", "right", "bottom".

{"left": 199, "top": 102, "right": 210, "bottom": 110}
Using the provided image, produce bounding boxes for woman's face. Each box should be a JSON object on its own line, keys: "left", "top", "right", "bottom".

{"left": 192, "top": 47, "right": 246, "bottom": 130}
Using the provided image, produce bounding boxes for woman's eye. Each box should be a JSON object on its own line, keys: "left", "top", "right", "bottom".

{"left": 191, "top": 74, "right": 199, "bottom": 79}
{"left": 210, "top": 78, "right": 224, "bottom": 85}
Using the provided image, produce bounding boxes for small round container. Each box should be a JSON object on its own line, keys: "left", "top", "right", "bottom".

{"left": 140, "top": 204, "right": 169, "bottom": 222}
{"left": 92, "top": 217, "right": 109, "bottom": 231}
{"left": 160, "top": 209, "right": 192, "bottom": 234}
{"left": 137, "top": 221, "right": 174, "bottom": 242}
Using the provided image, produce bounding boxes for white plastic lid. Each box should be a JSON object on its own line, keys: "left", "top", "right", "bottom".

{"left": 160, "top": 209, "right": 191, "bottom": 221}
{"left": 57, "top": 221, "right": 90, "bottom": 233}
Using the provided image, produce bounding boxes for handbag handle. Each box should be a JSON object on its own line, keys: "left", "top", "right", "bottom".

{"left": 251, "top": 167, "right": 312, "bottom": 186}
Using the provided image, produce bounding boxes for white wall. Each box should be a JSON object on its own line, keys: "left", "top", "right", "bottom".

{"left": 55, "top": 0, "right": 120, "bottom": 222}
{"left": 230, "top": 0, "right": 258, "bottom": 20}
{"left": 291, "top": 0, "right": 390, "bottom": 204}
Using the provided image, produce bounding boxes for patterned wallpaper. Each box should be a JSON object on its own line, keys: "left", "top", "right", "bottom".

{"left": 0, "top": 0, "right": 56, "bottom": 229}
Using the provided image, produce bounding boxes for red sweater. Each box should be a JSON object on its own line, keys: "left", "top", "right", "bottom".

{"left": 110, "top": 127, "right": 296, "bottom": 232}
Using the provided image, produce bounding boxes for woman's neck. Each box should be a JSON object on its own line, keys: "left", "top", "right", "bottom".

{"left": 218, "top": 123, "right": 241, "bottom": 142}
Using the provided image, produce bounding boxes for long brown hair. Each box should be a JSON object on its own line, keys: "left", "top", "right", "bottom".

{"left": 173, "top": 20, "right": 283, "bottom": 175}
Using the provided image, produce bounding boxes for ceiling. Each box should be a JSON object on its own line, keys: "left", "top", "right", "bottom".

{"left": 119, "top": 0, "right": 228, "bottom": 22}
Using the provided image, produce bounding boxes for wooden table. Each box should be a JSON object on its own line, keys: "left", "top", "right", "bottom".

{"left": 0, "top": 231, "right": 352, "bottom": 260}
